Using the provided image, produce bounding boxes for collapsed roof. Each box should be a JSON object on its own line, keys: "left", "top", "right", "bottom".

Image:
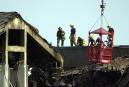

{"left": 0, "top": 12, "right": 64, "bottom": 67}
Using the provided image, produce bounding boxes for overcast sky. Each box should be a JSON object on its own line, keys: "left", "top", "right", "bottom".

{"left": 0, "top": 0, "right": 129, "bottom": 46}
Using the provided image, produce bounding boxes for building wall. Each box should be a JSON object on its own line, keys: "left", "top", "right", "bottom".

{"left": 55, "top": 47, "right": 88, "bottom": 68}
{"left": 55, "top": 46, "right": 129, "bottom": 68}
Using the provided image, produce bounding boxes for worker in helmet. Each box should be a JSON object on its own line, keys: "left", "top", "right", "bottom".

{"left": 57, "top": 27, "right": 65, "bottom": 47}
{"left": 77, "top": 37, "right": 83, "bottom": 46}
{"left": 96, "top": 37, "right": 102, "bottom": 46}
{"left": 89, "top": 34, "right": 95, "bottom": 46}
{"left": 107, "top": 25, "right": 114, "bottom": 47}
{"left": 69, "top": 24, "right": 76, "bottom": 46}
{"left": 77, "top": 37, "right": 87, "bottom": 46}
{"left": 107, "top": 25, "right": 114, "bottom": 39}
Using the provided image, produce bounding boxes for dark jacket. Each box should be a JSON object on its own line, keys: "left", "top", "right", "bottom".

{"left": 57, "top": 30, "right": 65, "bottom": 40}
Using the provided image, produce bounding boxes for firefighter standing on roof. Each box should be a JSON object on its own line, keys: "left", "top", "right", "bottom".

{"left": 69, "top": 24, "right": 76, "bottom": 46}
{"left": 57, "top": 27, "right": 65, "bottom": 47}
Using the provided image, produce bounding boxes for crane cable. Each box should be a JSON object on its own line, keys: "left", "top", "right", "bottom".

{"left": 89, "top": 15, "right": 101, "bottom": 32}
{"left": 103, "top": 15, "right": 110, "bottom": 26}
{"left": 89, "top": 0, "right": 110, "bottom": 32}
{"left": 89, "top": 15, "right": 109, "bottom": 32}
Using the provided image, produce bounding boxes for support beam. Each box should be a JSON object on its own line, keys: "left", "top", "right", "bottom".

{"left": 24, "top": 29, "right": 28, "bottom": 87}
{"left": 4, "top": 29, "right": 9, "bottom": 87}
{"left": 8, "top": 46, "right": 25, "bottom": 52}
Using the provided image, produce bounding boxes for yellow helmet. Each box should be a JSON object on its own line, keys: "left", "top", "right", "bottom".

{"left": 89, "top": 34, "right": 93, "bottom": 38}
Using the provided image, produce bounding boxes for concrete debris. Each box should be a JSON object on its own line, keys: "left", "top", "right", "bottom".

{"left": 50, "top": 57, "right": 129, "bottom": 87}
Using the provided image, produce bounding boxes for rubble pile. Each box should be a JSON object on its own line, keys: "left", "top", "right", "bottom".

{"left": 52, "top": 57, "right": 129, "bottom": 87}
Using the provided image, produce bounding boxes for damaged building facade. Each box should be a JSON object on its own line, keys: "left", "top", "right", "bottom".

{"left": 0, "top": 12, "right": 64, "bottom": 87}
